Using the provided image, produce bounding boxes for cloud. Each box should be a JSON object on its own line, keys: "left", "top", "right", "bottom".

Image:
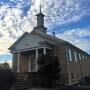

{"left": 0, "top": 0, "right": 90, "bottom": 55}
{"left": 0, "top": 1, "right": 32, "bottom": 55}
{"left": 0, "top": 36, "right": 14, "bottom": 55}
{"left": 36, "top": 0, "right": 90, "bottom": 29}
{"left": 57, "top": 26, "right": 90, "bottom": 53}
{"left": 0, "top": 5, "right": 24, "bottom": 55}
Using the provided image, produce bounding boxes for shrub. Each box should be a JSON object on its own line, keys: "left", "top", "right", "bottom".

{"left": 84, "top": 76, "right": 90, "bottom": 83}
{"left": 0, "top": 62, "right": 16, "bottom": 90}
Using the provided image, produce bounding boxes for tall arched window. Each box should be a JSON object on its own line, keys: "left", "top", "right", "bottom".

{"left": 68, "top": 49, "right": 72, "bottom": 61}
{"left": 79, "top": 53, "right": 81, "bottom": 60}
{"left": 74, "top": 51, "right": 77, "bottom": 62}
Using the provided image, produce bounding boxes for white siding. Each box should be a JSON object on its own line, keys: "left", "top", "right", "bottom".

{"left": 14, "top": 34, "right": 45, "bottom": 51}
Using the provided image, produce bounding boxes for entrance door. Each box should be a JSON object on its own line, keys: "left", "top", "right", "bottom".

{"left": 29, "top": 55, "right": 37, "bottom": 72}
{"left": 20, "top": 55, "right": 29, "bottom": 72}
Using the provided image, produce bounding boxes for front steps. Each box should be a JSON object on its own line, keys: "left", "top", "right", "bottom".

{"left": 15, "top": 72, "right": 39, "bottom": 89}
{"left": 15, "top": 76, "right": 31, "bottom": 90}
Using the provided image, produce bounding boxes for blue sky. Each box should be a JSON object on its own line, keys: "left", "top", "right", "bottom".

{"left": 0, "top": 0, "right": 90, "bottom": 62}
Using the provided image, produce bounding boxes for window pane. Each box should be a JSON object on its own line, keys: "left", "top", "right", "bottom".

{"left": 31, "top": 56, "right": 36, "bottom": 71}
{"left": 68, "top": 49, "right": 72, "bottom": 61}
{"left": 79, "top": 53, "right": 81, "bottom": 60}
{"left": 71, "top": 73, "right": 74, "bottom": 79}
{"left": 74, "top": 51, "right": 77, "bottom": 62}
{"left": 82, "top": 55, "right": 84, "bottom": 59}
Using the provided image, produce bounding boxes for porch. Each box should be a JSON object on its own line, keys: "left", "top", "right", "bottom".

{"left": 12, "top": 47, "right": 52, "bottom": 73}
{"left": 13, "top": 47, "right": 53, "bottom": 89}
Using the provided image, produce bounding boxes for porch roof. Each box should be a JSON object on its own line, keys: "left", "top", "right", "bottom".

{"left": 10, "top": 45, "right": 52, "bottom": 53}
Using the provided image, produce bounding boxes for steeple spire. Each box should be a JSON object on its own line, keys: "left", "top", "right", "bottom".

{"left": 40, "top": 2, "right": 41, "bottom": 13}
{"left": 34, "top": 3, "right": 47, "bottom": 33}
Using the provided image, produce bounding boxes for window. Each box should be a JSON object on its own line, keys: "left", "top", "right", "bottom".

{"left": 74, "top": 51, "right": 77, "bottom": 62}
{"left": 71, "top": 73, "right": 74, "bottom": 79}
{"left": 79, "top": 53, "right": 81, "bottom": 60}
{"left": 85, "top": 55, "right": 87, "bottom": 59}
{"left": 77, "top": 73, "right": 79, "bottom": 78}
{"left": 68, "top": 49, "right": 72, "bottom": 61}
{"left": 82, "top": 55, "right": 84, "bottom": 59}
{"left": 30, "top": 56, "right": 36, "bottom": 72}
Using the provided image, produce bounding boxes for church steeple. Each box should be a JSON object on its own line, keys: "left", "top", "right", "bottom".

{"left": 40, "top": 3, "right": 41, "bottom": 13}
{"left": 34, "top": 4, "right": 47, "bottom": 33}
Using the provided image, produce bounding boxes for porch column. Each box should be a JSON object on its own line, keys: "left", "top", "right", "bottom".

{"left": 28, "top": 56, "right": 31, "bottom": 72}
{"left": 43, "top": 48, "right": 46, "bottom": 55}
{"left": 17, "top": 52, "right": 20, "bottom": 72}
{"left": 36, "top": 49, "right": 38, "bottom": 71}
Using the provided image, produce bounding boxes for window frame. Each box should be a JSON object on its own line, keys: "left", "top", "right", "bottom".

{"left": 79, "top": 53, "right": 81, "bottom": 60}
{"left": 74, "top": 51, "right": 77, "bottom": 62}
{"left": 68, "top": 49, "right": 72, "bottom": 62}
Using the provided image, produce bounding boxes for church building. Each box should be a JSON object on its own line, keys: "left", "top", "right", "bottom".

{"left": 9, "top": 7, "right": 90, "bottom": 86}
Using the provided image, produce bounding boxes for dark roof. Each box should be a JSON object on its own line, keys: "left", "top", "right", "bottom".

{"left": 31, "top": 30, "right": 67, "bottom": 44}
{"left": 31, "top": 30, "right": 90, "bottom": 55}
{"left": 9, "top": 30, "right": 90, "bottom": 56}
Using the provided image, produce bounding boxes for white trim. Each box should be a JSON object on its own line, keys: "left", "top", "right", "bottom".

{"left": 66, "top": 47, "right": 71, "bottom": 85}
{"left": 11, "top": 46, "right": 52, "bottom": 53}
{"left": 28, "top": 56, "right": 31, "bottom": 72}
{"left": 43, "top": 48, "right": 46, "bottom": 55}
{"left": 36, "top": 49, "right": 38, "bottom": 71}
{"left": 17, "top": 52, "right": 20, "bottom": 72}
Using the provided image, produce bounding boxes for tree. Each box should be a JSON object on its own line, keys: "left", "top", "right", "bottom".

{"left": 0, "top": 61, "right": 10, "bottom": 70}
{"left": 0, "top": 61, "right": 16, "bottom": 90}
{"left": 37, "top": 54, "right": 61, "bottom": 87}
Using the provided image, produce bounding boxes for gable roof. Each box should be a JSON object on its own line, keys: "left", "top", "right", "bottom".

{"left": 9, "top": 32, "right": 29, "bottom": 50}
{"left": 9, "top": 30, "right": 89, "bottom": 55}
{"left": 31, "top": 30, "right": 90, "bottom": 55}
{"left": 31, "top": 30, "right": 67, "bottom": 44}
{"left": 9, "top": 30, "right": 67, "bottom": 52}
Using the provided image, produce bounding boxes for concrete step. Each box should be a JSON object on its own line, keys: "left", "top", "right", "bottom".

{"left": 15, "top": 77, "right": 31, "bottom": 90}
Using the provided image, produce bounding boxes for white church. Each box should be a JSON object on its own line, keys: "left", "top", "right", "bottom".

{"left": 9, "top": 6, "right": 90, "bottom": 86}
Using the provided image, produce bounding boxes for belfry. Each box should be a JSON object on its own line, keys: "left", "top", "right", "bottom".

{"left": 34, "top": 4, "right": 47, "bottom": 33}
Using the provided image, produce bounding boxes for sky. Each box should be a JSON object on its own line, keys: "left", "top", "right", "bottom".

{"left": 0, "top": 0, "right": 90, "bottom": 63}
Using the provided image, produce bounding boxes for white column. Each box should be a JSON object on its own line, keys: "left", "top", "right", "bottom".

{"left": 28, "top": 56, "right": 31, "bottom": 72}
{"left": 36, "top": 49, "right": 38, "bottom": 71}
{"left": 43, "top": 48, "right": 46, "bottom": 55}
{"left": 17, "top": 52, "right": 20, "bottom": 72}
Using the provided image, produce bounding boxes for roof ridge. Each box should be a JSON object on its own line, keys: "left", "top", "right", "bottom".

{"left": 31, "top": 30, "right": 66, "bottom": 43}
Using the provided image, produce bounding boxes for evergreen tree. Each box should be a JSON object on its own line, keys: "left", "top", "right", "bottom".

{"left": 37, "top": 54, "right": 60, "bottom": 87}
